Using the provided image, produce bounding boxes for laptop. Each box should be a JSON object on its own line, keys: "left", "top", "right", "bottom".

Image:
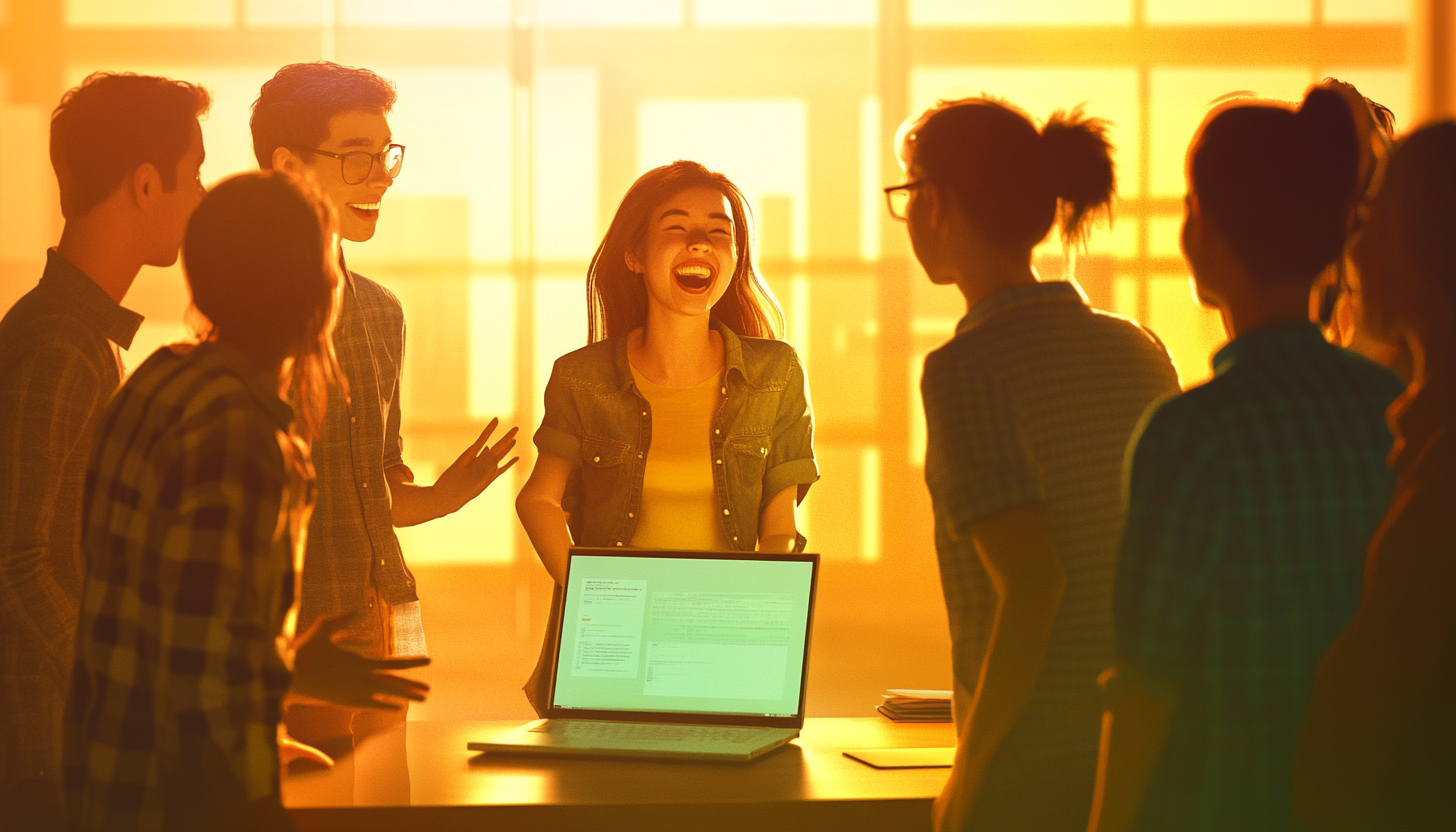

{"left": 470, "top": 546, "right": 820, "bottom": 763}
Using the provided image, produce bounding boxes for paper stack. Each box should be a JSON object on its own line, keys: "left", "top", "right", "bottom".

{"left": 876, "top": 689, "right": 953, "bottom": 723}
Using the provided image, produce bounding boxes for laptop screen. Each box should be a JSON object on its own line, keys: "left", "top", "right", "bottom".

{"left": 551, "top": 550, "right": 817, "bottom": 721}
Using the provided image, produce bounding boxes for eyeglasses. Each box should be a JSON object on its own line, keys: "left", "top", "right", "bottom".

{"left": 299, "top": 143, "right": 406, "bottom": 185}
{"left": 883, "top": 180, "right": 926, "bottom": 221}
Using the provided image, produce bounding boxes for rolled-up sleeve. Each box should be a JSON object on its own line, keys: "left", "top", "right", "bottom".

{"left": 763, "top": 347, "right": 818, "bottom": 506}
{"left": 533, "top": 358, "right": 584, "bottom": 466}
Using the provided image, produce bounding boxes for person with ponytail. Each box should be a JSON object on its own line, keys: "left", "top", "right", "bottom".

{"left": 892, "top": 97, "right": 1178, "bottom": 831}
{"left": 515, "top": 160, "right": 817, "bottom": 714}
{"left": 1293, "top": 122, "right": 1456, "bottom": 832}
{"left": 1088, "top": 87, "right": 1405, "bottom": 832}
{"left": 63, "top": 171, "right": 429, "bottom": 831}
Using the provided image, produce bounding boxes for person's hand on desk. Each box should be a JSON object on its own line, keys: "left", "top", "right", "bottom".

{"left": 287, "top": 611, "right": 431, "bottom": 709}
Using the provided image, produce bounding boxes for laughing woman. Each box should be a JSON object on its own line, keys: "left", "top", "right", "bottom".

{"left": 515, "top": 160, "right": 818, "bottom": 714}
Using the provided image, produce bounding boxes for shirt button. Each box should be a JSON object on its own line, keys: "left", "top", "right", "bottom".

{"left": 593, "top": 456, "right": 601, "bottom": 463}
{"left": 716, "top": 459, "right": 723, "bottom": 465}
{"left": 720, "top": 387, "right": 727, "bottom": 395}
{"left": 714, "top": 429, "right": 720, "bottom": 435}
{"left": 615, "top": 541, "right": 623, "bottom": 547}
{"left": 350, "top": 416, "right": 356, "bottom": 423}
{"left": 760, "top": 448, "right": 766, "bottom": 454}
{"left": 723, "top": 509, "right": 730, "bottom": 516}
{"left": 379, "top": 559, "right": 385, "bottom": 566}
{"left": 733, "top": 536, "right": 739, "bottom": 542}
{"left": 362, "top": 482, "right": 368, "bottom": 488}
{"left": 628, "top": 512, "right": 634, "bottom": 518}
{"left": 641, "top": 411, "right": 647, "bottom": 416}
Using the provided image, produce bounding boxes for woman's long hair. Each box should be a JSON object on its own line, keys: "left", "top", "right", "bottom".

{"left": 182, "top": 170, "right": 346, "bottom": 442}
{"left": 587, "top": 160, "right": 785, "bottom": 344}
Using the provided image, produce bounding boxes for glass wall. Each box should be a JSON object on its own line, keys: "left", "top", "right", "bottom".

{"left": 0, "top": 0, "right": 1409, "bottom": 717}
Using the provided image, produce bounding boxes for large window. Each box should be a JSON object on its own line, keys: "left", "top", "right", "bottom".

{"left": 0, "top": 0, "right": 1408, "bottom": 718}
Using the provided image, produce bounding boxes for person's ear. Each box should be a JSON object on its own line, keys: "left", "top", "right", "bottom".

{"left": 272, "top": 146, "right": 303, "bottom": 174}
{"left": 130, "top": 162, "right": 162, "bottom": 210}
{"left": 922, "top": 182, "right": 947, "bottom": 230}
{"left": 623, "top": 248, "right": 643, "bottom": 275}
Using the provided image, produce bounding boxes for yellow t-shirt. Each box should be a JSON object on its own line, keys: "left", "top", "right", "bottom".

{"left": 628, "top": 363, "right": 732, "bottom": 551}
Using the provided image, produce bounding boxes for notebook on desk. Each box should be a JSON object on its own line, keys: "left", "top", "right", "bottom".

{"left": 470, "top": 547, "right": 820, "bottom": 763}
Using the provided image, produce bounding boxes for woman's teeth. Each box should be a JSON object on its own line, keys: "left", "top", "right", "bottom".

{"left": 347, "top": 202, "right": 381, "bottom": 216}
{"left": 673, "top": 264, "right": 713, "bottom": 292}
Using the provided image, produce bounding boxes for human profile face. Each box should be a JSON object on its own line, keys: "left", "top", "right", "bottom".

{"left": 145, "top": 119, "right": 206, "bottom": 268}
{"left": 297, "top": 109, "right": 396, "bottom": 243}
{"left": 627, "top": 186, "right": 738, "bottom": 321}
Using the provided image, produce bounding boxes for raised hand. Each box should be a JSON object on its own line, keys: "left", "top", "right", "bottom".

{"left": 433, "top": 417, "right": 520, "bottom": 515}
{"left": 288, "top": 612, "right": 430, "bottom": 710}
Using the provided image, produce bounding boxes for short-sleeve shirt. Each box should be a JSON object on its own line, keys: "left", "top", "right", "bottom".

{"left": 921, "top": 280, "right": 1180, "bottom": 831}
{"left": 1116, "top": 323, "right": 1403, "bottom": 832}
{"left": 299, "top": 266, "right": 418, "bottom": 642}
{"left": 63, "top": 341, "right": 311, "bottom": 830}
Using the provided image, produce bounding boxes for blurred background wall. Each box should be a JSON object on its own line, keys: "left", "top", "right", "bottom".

{"left": 0, "top": 0, "right": 1439, "bottom": 720}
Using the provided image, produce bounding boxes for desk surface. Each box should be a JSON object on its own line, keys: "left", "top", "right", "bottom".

{"left": 284, "top": 717, "right": 955, "bottom": 832}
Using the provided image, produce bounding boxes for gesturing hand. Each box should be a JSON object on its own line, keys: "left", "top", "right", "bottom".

{"left": 433, "top": 417, "right": 520, "bottom": 516}
{"left": 288, "top": 612, "right": 430, "bottom": 710}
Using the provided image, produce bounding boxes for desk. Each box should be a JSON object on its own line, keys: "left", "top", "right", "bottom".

{"left": 283, "top": 717, "right": 955, "bottom": 831}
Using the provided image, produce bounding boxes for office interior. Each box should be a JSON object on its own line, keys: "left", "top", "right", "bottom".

{"left": 0, "top": 0, "right": 1443, "bottom": 729}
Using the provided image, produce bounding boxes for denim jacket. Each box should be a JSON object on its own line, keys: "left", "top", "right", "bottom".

{"left": 534, "top": 318, "right": 819, "bottom": 551}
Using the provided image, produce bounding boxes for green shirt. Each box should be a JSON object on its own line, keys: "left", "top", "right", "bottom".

{"left": 1116, "top": 323, "right": 1403, "bottom": 832}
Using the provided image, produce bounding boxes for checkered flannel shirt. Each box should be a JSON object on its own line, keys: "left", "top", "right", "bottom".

{"left": 921, "top": 280, "right": 1179, "bottom": 831}
{"left": 0, "top": 250, "right": 141, "bottom": 785}
{"left": 1116, "top": 323, "right": 1403, "bottom": 832}
{"left": 63, "top": 341, "right": 313, "bottom": 830}
{"left": 298, "top": 266, "right": 417, "bottom": 642}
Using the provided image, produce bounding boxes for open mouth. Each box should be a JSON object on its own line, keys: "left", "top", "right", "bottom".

{"left": 346, "top": 202, "right": 381, "bottom": 221}
{"left": 673, "top": 262, "right": 714, "bottom": 294}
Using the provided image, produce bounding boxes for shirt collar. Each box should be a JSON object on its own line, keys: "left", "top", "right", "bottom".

{"left": 194, "top": 340, "right": 296, "bottom": 431}
{"left": 955, "top": 280, "right": 1086, "bottom": 336}
{"left": 611, "top": 317, "right": 748, "bottom": 392}
{"left": 1211, "top": 322, "right": 1327, "bottom": 378}
{"left": 1388, "top": 372, "right": 1453, "bottom": 471}
{"left": 41, "top": 248, "right": 145, "bottom": 349}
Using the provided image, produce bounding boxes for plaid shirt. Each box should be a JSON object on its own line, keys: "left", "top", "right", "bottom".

{"left": 1116, "top": 324, "right": 1403, "bottom": 832}
{"left": 298, "top": 266, "right": 417, "bottom": 640}
{"left": 921, "top": 281, "right": 1179, "bottom": 831}
{"left": 0, "top": 250, "right": 141, "bottom": 786}
{"left": 63, "top": 341, "right": 312, "bottom": 830}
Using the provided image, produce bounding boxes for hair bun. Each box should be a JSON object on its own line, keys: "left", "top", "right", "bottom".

{"left": 1041, "top": 108, "right": 1116, "bottom": 245}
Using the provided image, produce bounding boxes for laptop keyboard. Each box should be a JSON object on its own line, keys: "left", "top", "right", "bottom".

{"left": 529, "top": 720, "right": 774, "bottom": 745}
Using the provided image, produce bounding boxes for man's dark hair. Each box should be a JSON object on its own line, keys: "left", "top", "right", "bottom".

{"left": 50, "top": 72, "right": 211, "bottom": 219}
{"left": 1191, "top": 88, "right": 1359, "bottom": 286}
{"left": 250, "top": 61, "right": 397, "bottom": 169}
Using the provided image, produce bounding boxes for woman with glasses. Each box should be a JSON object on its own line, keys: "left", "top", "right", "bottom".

{"left": 515, "top": 160, "right": 818, "bottom": 715}
{"left": 890, "top": 97, "right": 1179, "bottom": 832}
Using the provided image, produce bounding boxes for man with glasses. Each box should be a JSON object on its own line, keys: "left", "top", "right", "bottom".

{"left": 250, "top": 62, "right": 518, "bottom": 799}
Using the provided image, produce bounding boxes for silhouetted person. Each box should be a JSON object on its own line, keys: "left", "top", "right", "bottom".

{"left": 1088, "top": 87, "right": 1404, "bottom": 832}
{"left": 250, "top": 62, "right": 516, "bottom": 800}
{"left": 63, "top": 171, "right": 429, "bottom": 831}
{"left": 516, "top": 160, "right": 816, "bottom": 715}
{"left": 0, "top": 72, "right": 209, "bottom": 830}
{"left": 890, "top": 97, "right": 1179, "bottom": 832}
{"left": 1293, "top": 122, "right": 1456, "bottom": 832}
{"left": 1308, "top": 80, "right": 1411, "bottom": 380}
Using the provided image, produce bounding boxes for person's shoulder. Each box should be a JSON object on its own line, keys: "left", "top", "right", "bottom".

{"left": 350, "top": 271, "right": 404, "bottom": 317}
{"left": 734, "top": 334, "right": 802, "bottom": 388}
{"left": 1134, "top": 382, "right": 1224, "bottom": 454}
{"left": 550, "top": 337, "right": 619, "bottom": 383}
{"left": 1329, "top": 346, "right": 1406, "bottom": 403}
